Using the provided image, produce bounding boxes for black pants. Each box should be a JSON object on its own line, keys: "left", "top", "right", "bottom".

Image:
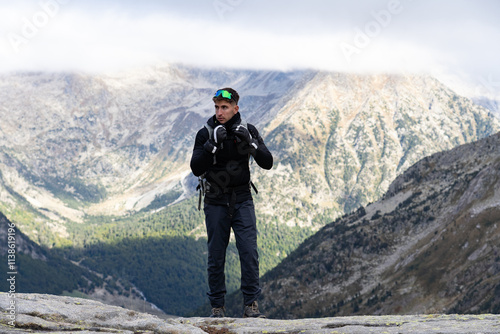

{"left": 204, "top": 199, "right": 261, "bottom": 308}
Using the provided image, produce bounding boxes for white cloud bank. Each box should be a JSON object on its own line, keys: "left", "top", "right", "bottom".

{"left": 1, "top": 0, "right": 499, "bottom": 96}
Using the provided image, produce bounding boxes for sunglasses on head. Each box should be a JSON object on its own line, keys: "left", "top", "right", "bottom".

{"left": 214, "top": 89, "right": 232, "bottom": 100}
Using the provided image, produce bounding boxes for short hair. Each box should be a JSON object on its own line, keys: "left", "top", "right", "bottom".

{"left": 212, "top": 87, "right": 239, "bottom": 105}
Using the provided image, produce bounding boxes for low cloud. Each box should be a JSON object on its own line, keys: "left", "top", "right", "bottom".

{"left": 1, "top": 0, "right": 499, "bottom": 97}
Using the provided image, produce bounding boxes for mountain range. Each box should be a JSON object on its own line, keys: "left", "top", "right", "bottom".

{"left": 0, "top": 63, "right": 499, "bottom": 315}
{"left": 1, "top": 65, "right": 498, "bottom": 233}
{"left": 232, "top": 131, "right": 500, "bottom": 319}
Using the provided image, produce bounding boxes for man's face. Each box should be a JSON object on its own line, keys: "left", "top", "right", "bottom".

{"left": 214, "top": 100, "right": 239, "bottom": 124}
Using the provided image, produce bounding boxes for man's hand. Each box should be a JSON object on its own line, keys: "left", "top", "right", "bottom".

{"left": 233, "top": 125, "right": 258, "bottom": 155}
{"left": 233, "top": 125, "right": 252, "bottom": 143}
{"left": 204, "top": 139, "right": 219, "bottom": 154}
{"left": 204, "top": 125, "right": 227, "bottom": 155}
{"left": 214, "top": 125, "right": 227, "bottom": 144}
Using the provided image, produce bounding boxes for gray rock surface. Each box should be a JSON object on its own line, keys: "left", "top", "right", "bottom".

{"left": 0, "top": 293, "right": 204, "bottom": 334}
{"left": 1, "top": 293, "right": 499, "bottom": 333}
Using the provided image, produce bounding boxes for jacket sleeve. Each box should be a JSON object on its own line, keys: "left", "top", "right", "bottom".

{"left": 190, "top": 128, "right": 214, "bottom": 176}
{"left": 248, "top": 124, "right": 273, "bottom": 170}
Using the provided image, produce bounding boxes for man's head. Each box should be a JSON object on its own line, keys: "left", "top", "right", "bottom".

{"left": 213, "top": 88, "right": 239, "bottom": 124}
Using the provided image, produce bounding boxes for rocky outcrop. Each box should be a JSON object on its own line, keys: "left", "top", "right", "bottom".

{"left": 1, "top": 293, "right": 500, "bottom": 334}
{"left": 0, "top": 293, "right": 202, "bottom": 334}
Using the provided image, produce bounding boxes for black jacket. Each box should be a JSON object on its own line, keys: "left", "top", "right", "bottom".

{"left": 190, "top": 112, "right": 273, "bottom": 205}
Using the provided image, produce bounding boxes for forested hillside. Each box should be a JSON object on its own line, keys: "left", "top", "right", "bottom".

{"left": 57, "top": 196, "right": 312, "bottom": 315}
{"left": 0, "top": 212, "right": 102, "bottom": 296}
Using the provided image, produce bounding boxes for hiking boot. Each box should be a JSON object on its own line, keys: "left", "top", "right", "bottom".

{"left": 210, "top": 307, "right": 225, "bottom": 318}
{"left": 243, "top": 301, "right": 266, "bottom": 318}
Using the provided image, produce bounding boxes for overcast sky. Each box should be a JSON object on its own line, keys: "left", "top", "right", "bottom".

{"left": 1, "top": 0, "right": 499, "bottom": 96}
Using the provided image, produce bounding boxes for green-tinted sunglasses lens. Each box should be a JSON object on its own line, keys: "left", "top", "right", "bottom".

{"left": 215, "top": 89, "right": 232, "bottom": 99}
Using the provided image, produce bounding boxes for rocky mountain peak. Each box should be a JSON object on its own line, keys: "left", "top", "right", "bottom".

{"left": 251, "top": 131, "right": 500, "bottom": 318}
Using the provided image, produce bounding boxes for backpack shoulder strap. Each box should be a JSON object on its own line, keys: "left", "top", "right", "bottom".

{"left": 237, "top": 119, "right": 258, "bottom": 193}
{"left": 204, "top": 123, "right": 214, "bottom": 139}
{"left": 203, "top": 123, "right": 217, "bottom": 165}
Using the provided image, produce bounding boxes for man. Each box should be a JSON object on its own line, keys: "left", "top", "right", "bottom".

{"left": 190, "top": 88, "right": 273, "bottom": 318}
